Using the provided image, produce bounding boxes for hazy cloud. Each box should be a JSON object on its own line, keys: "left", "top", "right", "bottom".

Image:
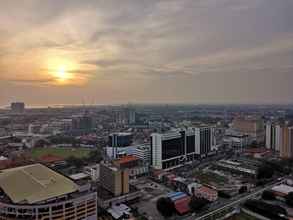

{"left": 1, "top": 0, "right": 293, "bottom": 105}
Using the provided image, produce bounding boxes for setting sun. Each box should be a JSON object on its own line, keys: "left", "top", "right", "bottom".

{"left": 47, "top": 58, "right": 77, "bottom": 85}
{"left": 55, "top": 65, "right": 72, "bottom": 82}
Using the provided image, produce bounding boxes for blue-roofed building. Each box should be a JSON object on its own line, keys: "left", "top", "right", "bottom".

{"left": 167, "top": 191, "right": 184, "bottom": 198}
{"left": 167, "top": 192, "right": 189, "bottom": 202}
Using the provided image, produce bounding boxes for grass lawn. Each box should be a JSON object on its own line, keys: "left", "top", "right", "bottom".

{"left": 30, "top": 147, "right": 92, "bottom": 159}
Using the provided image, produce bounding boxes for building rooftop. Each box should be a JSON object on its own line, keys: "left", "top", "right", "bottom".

{"left": 198, "top": 186, "right": 217, "bottom": 195}
{"left": 107, "top": 204, "right": 131, "bottom": 219}
{"left": 101, "top": 162, "right": 119, "bottom": 171}
{"left": 0, "top": 156, "right": 8, "bottom": 161}
{"left": 167, "top": 192, "right": 188, "bottom": 202}
{"left": 114, "top": 155, "right": 139, "bottom": 165}
{"left": 0, "top": 163, "right": 78, "bottom": 204}
{"left": 110, "top": 132, "right": 132, "bottom": 136}
{"left": 174, "top": 196, "right": 191, "bottom": 215}
{"left": 69, "top": 172, "right": 90, "bottom": 181}
{"left": 0, "top": 159, "right": 12, "bottom": 170}
{"left": 272, "top": 184, "right": 293, "bottom": 196}
{"left": 244, "top": 148, "right": 269, "bottom": 154}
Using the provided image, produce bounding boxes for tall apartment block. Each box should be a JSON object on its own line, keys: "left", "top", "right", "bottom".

{"left": 280, "top": 126, "right": 293, "bottom": 159}
{"left": 10, "top": 102, "right": 25, "bottom": 113}
{"left": 232, "top": 117, "right": 265, "bottom": 143}
{"left": 266, "top": 123, "right": 277, "bottom": 150}
{"left": 266, "top": 122, "right": 293, "bottom": 158}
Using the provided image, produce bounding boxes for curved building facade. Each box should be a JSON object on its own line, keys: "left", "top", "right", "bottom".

{"left": 0, "top": 164, "right": 97, "bottom": 220}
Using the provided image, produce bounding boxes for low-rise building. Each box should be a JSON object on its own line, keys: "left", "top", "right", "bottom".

{"left": 106, "top": 143, "right": 151, "bottom": 164}
{"left": 107, "top": 203, "right": 131, "bottom": 219}
{"left": 214, "top": 159, "right": 258, "bottom": 178}
{"left": 167, "top": 192, "right": 191, "bottom": 215}
{"left": 194, "top": 186, "right": 218, "bottom": 202}
{"left": 84, "top": 164, "right": 100, "bottom": 181}
{"left": 37, "top": 154, "right": 66, "bottom": 168}
{"left": 243, "top": 148, "right": 272, "bottom": 158}
{"left": 223, "top": 133, "right": 251, "bottom": 150}
{"left": 271, "top": 184, "right": 293, "bottom": 197}
{"left": 113, "top": 155, "right": 149, "bottom": 178}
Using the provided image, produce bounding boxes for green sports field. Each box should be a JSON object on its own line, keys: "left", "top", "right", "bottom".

{"left": 30, "top": 147, "right": 92, "bottom": 159}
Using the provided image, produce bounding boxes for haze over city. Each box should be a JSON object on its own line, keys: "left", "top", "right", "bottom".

{"left": 3, "top": 1, "right": 293, "bottom": 220}
{"left": 1, "top": 0, "right": 293, "bottom": 106}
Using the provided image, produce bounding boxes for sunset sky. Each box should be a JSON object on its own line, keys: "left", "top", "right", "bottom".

{"left": 1, "top": 0, "right": 293, "bottom": 106}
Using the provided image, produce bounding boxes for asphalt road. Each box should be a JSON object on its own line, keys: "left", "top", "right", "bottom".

{"left": 183, "top": 178, "right": 287, "bottom": 220}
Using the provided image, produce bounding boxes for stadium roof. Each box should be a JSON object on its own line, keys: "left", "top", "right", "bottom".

{"left": 0, "top": 163, "right": 78, "bottom": 204}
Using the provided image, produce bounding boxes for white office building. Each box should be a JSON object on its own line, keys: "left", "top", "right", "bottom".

{"left": 151, "top": 126, "right": 215, "bottom": 170}
{"left": 276, "top": 125, "right": 283, "bottom": 152}
{"left": 106, "top": 144, "right": 151, "bottom": 164}
{"left": 266, "top": 123, "right": 283, "bottom": 152}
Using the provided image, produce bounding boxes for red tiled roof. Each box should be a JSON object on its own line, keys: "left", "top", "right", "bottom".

{"left": 174, "top": 196, "right": 191, "bottom": 215}
{"left": 167, "top": 174, "right": 176, "bottom": 181}
{"left": 198, "top": 186, "right": 217, "bottom": 195}
{"left": 152, "top": 169, "right": 165, "bottom": 175}
{"left": 0, "top": 159, "right": 12, "bottom": 170}
{"left": 115, "top": 155, "right": 139, "bottom": 164}
{"left": 244, "top": 148, "right": 269, "bottom": 153}
{"left": 0, "top": 159, "right": 32, "bottom": 170}
{"left": 272, "top": 191, "right": 287, "bottom": 197}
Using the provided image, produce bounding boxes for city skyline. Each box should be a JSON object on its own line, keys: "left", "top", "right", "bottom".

{"left": 1, "top": 0, "right": 293, "bottom": 106}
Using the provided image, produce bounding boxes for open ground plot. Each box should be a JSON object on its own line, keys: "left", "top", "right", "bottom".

{"left": 30, "top": 147, "right": 92, "bottom": 159}
{"left": 192, "top": 170, "right": 229, "bottom": 186}
{"left": 131, "top": 178, "right": 173, "bottom": 220}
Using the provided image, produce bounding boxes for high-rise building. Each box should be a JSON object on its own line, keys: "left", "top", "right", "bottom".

{"left": 231, "top": 117, "right": 265, "bottom": 143}
{"left": 275, "top": 125, "right": 283, "bottom": 152}
{"left": 10, "top": 102, "right": 25, "bottom": 113}
{"left": 128, "top": 108, "right": 136, "bottom": 124}
{"left": 195, "top": 126, "right": 216, "bottom": 156}
{"left": 0, "top": 164, "right": 97, "bottom": 220}
{"left": 151, "top": 126, "right": 215, "bottom": 170}
{"left": 109, "top": 132, "right": 133, "bottom": 148}
{"left": 265, "top": 122, "right": 286, "bottom": 152}
{"left": 72, "top": 115, "right": 94, "bottom": 131}
{"left": 280, "top": 126, "right": 293, "bottom": 159}
{"left": 266, "top": 123, "right": 277, "bottom": 150}
{"left": 131, "top": 144, "right": 151, "bottom": 164}
{"left": 108, "top": 132, "right": 133, "bottom": 158}
{"left": 99, "top": 162, "right": 129, "bottom": 196}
